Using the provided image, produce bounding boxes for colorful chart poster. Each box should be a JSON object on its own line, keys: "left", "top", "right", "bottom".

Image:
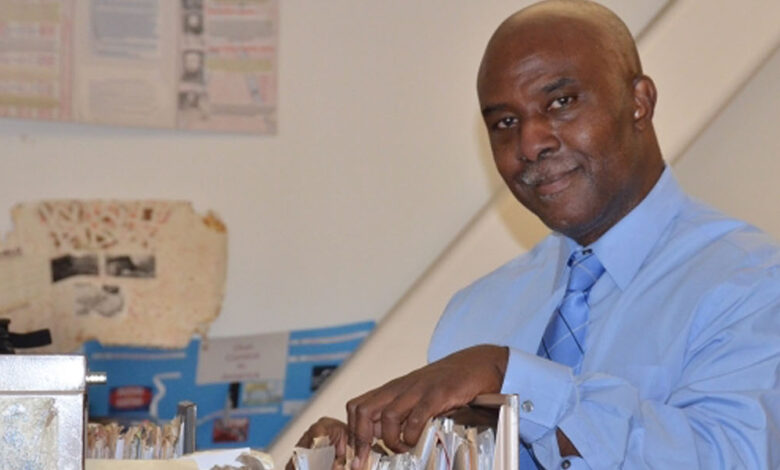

{"left": 0, "top": 0, "right": 278, "bottom": 134}
{"left": 84, "top": 321, "right": 374, "bottom": 450}
{"left": 0, "top": 0, "right": 75, "bottom": 120}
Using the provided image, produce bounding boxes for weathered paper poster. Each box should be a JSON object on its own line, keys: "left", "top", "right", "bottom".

{"left": 0, "top": 200, "right": 227, "bottom": 352}
{"left": 0, "top": 0, "right": 75, "bottom": 120}
{"left": 0, "top": 0, "right": 278, "bottom": 134}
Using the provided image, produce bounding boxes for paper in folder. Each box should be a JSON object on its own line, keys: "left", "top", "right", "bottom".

{"left": 292, "top": 394, "right": 519, "bottom": 470}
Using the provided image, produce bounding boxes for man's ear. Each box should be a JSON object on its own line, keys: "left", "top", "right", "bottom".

{"left": 632, "top": 75, "right": 657, "bottom": 130}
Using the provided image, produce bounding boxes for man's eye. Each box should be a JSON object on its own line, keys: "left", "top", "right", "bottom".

{"left": 549, "top": 96, "right": 575, "bottom": 110}
{"left": 494, "top": 117, "right": 517, "bottom": 129}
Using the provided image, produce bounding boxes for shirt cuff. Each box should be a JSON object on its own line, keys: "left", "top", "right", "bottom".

{"left": 499, "top": 347, "right": 577, "bottom": 443}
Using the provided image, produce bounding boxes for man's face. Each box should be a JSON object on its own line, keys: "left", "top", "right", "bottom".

{"left": 478, "top": 18, "right": 653, "bottom": 245}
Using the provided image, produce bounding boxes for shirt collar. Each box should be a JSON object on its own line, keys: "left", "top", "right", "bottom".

{"left": 562, "top": 166, "right": 687, "bottom": 290}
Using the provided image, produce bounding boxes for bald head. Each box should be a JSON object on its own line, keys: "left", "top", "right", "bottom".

{"left": 491, "top": 0, "right": 642, "bottom": 76}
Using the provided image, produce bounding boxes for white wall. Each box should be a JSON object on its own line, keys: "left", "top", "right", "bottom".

{"left": 0, "top": 1, "right": 664, "bottom": 337}
{"left": 675, "top": 47, "right": 780, "bottom": 238}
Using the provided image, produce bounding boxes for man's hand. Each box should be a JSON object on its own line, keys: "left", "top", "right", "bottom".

{"left": 346, "top": 345, "right": 508, "bottom": 469}
{"left": 285, "top": 417, "right": 350, "bottom": 470}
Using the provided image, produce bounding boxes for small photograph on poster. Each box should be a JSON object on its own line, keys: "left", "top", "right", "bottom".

{"left": 105, "top": 254, "right": 156, "bottom": 278}
{"left": 178, "top": 90, "right": 208, "bottom": 115}
{"left": 51, "top": 254, "right": 99, "bottom": 282}
{"left": 181, "top": 50, "right": 205, "bottom": 83}
{"left": 183, "top": 11, "right": 204, "bottom": 36}
{"left": 212, "top": 417, "right": 249, "bottom": 443}
{"left": 310, "top": 365, "right": 338, "bottom": 392}
{"left": 242, "top": 380, "right": 284, "bottom": 407}
{"left": 75, "top": 283, "right": 124, "bottom": 317}
{"left": 109, "top": 386, "right": 153, "bottom": 413}
{"left": 182, "top": 0, "right": 203, "bottom": 9}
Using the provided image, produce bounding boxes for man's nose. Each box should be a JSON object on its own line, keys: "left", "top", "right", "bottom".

{"left": 519, "top": 116, "right": 559, "bottom": 162}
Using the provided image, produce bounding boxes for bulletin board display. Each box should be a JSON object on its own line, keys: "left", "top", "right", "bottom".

{"left": 0, "top": 0, "right": 278, "bottom": 134}
{"left": 85, "top": 321, "right": 375, "bottom": 451}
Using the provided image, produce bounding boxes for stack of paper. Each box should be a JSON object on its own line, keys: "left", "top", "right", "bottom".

{"left": 86, "top": 418, "right": 184, "bottom": 460}
{"left": 291, "top": 395, "right": 519, "bottom": 470}
{"left": 292, "top": 418, "right": 497, "bottom": 470}
{"left": 86, "top": 448, "right": 273, "bottom": 470}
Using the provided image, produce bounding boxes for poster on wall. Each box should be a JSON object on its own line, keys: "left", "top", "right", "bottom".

{"left": 0, "top": 0, "right": 75, "bottom": 121}
{"left": 0, "top": 0, "right": 277, "bottom": 134}
{"left": 0, "top": 200, "right": 228, "bottom": 352}
{"left": 85, "top": 321, "right": 375, "bottom": 450}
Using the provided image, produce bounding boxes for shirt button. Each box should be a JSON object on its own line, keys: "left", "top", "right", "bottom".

{"left": 521, "top": 400, "right": 534, "bottom": 413}
{"left": 561, "top": 460, "right": 571, "bottom": 469}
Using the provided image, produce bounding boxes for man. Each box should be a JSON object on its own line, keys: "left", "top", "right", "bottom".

{"left": 294, "top": 1, "right": 780, "bottom": 468}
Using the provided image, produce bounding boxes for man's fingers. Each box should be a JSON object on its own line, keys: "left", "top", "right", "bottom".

{"left": 401, "top": 391, "right": 448, "bottom": 446}
{"left": 346, "top": 386, "right": 399, "bottom": 462}
{"left": 343, "top": 345, "right": 509, "bottom": 468}
{"left": 349, "top": 398, "right": 378, "bottom": 470}
{"left": 295, "top": 429, "right": 313, "bottom": 448}
{"left": 346, "top": 391, "right": 372, "bottom": 447}
{"left": 379, "top": 393, "right": 419, "bottom": 453}
{"left": 373, "top": 420, "right": 383, "bottom": 444}
{"left": 333, "top": 426, "right": 348, "bottom": 459}
{"left": 332, "top": 448, "right": 347, "bottom": 470}
{"left": 347, "top": 384, "right": 400, "bottom": 432}
{"left": 288, "top": 418, "right": 350, "bottom": 470}
{"left": 351, "top": 438, "right": 371, "bottom": 470}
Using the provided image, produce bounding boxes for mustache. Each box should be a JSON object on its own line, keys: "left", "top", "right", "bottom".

{"left": 519, "top": 160, "right": 579, "bottom": 185}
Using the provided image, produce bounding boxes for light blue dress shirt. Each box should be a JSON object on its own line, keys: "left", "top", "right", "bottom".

{"left": 428, "top": 168, "right": 780, "bottom": 469}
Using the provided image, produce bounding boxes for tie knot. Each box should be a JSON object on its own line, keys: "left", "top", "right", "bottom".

{"left": 567, "top": 250, "right": 604, "bottom": 293}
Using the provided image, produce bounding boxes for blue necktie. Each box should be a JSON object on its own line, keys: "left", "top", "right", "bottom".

{"left": 520, "top": 250, "right": 604, "bottom": 469}
{"left": 538, "top": 249, "right": 604, "bottom": 373}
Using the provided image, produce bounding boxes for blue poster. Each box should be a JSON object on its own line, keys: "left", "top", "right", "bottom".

{"left": 84, "top": 320, "right": 374, "bottom": 450}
